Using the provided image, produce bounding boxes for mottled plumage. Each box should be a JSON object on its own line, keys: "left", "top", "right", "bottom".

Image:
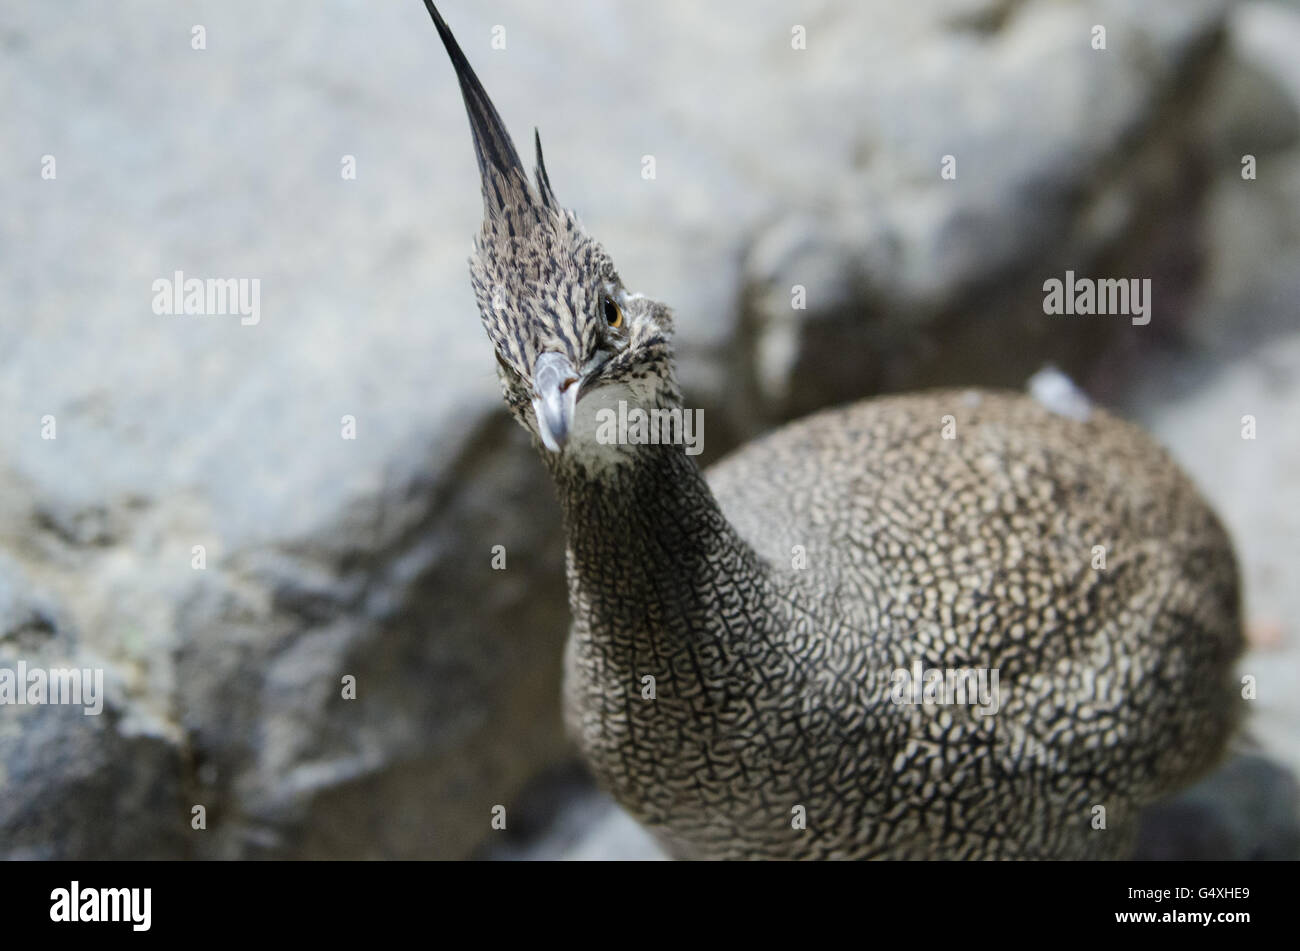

{"left": 421, "top": 1, "right": 1244, "bottom": 859}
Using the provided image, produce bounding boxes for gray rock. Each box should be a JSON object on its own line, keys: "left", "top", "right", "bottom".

{"left": 475, "top": 761, "right": 669, "bottom": 862}
{"left": 0, "top": 556, "right": 186, "bottom": 858}
{"left": 1114, "top": 1, "right": 1300, "bottom": 796}
{"left": 740, "top": 0, "right": 1236, "bottom": 422}
{"left": 1135, "top": 755, "right": 1300, "bottom": 860}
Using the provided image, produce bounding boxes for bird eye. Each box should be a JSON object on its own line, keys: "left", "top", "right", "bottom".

{"left": 603, "top": 296, "right": 623, "bottom": 329}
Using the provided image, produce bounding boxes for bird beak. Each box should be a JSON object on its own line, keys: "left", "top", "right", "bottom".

{"left": 531, "top": 352, "right": 579, "bottom": 452}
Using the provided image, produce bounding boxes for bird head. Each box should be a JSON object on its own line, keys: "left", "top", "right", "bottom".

{"left": 423, "top": 1, "right": 677, "bottom": 459}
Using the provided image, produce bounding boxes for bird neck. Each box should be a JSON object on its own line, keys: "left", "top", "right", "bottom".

{"left": 547, "top": 441, "right": 773, "bottom": 640}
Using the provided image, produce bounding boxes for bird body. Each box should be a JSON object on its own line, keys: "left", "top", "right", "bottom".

{"left": 420, "top": 1, "right": 1244, "bottom": 859}
{"left": 556, "top": 390, "right": 1241, "bottom": 859}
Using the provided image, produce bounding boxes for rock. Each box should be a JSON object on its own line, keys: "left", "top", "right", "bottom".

{"left": 1135, "top": 755, "right": 1300, "bottom": 860}
{"left": 1114, "top": 0, "right": 1300, "bottom": 798}
{"left": 740, "top": 0, "right": 1236, "bottom": 423}
{"left": 476, "top": 761, "right": 669, "bottom": 861}
{"left": 0, "top": 555, "right": 187, "bottom": 859}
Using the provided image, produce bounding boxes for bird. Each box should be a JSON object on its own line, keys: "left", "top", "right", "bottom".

{"left": 419, "top": 1, "right": 1245, "bottom": 859}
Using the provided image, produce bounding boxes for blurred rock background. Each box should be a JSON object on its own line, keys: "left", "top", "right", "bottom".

{"left": 0, "top": 0, "right": 1295, "bottom": 859}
